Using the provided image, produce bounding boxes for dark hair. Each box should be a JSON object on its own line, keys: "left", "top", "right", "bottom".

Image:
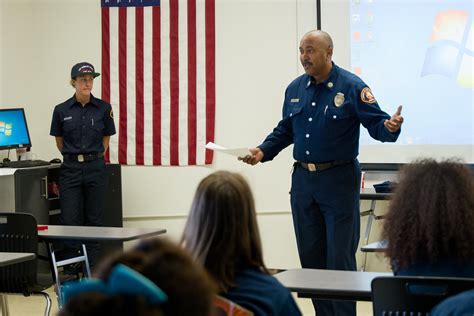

{"left": 59, "top": 292, "right": 163, "bottom": 316}
{"left": 382, "top": 159, "right": 474, "bottom": 269}
{"left": 182, "top": 170, "right": 268, "bottom": 292}
{"left": 61, "top": 238, "right": 216, "bottom": 316}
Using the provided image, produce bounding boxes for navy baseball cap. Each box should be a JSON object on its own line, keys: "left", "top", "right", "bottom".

{"left": 71, "top": 62, "right": 100, "bottom": 79}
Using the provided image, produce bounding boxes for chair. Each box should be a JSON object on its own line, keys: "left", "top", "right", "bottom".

{"left": 214, "top": 295, "right": 254, "bottom": 316}
{"left": 371, "top": 276, "right": 474, "bottom": 316}
{"left": 0, "top": 212, "right": 53, "bottom": 316}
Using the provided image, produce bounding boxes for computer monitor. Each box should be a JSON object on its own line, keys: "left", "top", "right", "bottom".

{"left": 0, "top": 108, "right": 32, "bottom": 150}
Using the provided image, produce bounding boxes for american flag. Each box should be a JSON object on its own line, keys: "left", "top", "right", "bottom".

{"left": 101, "top": 0, "right": 215, "bottom": 166}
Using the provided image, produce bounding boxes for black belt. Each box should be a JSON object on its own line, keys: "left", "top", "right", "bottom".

{"left": 296, "top": 160, "right": 353, "bottom": 172}
{"left": 63, "top": 152, "right": 104, "bottom": 162}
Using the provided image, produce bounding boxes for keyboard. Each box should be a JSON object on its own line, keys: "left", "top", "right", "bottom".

{"left": 2, "top": 160, "right": 51, "bottom": 168}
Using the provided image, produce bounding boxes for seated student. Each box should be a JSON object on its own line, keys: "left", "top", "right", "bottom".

{"left": 431, "top": 288, "right": 474, "bottom": 316}
{"left": 59, "top": 238, "right": 216, "bottom": 316}
{"left": 382, "top": 159, "right": 474, "bottom": 277}
{"left": 182, "top": 171, "right": 302, "bottom": 316}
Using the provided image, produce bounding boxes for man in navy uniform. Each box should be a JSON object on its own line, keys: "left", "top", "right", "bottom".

{"left": 240, "top": 30, "right": 403, "bottom": 315}
{"left": 50, "top": 62, "right": 116, "bottom": 266}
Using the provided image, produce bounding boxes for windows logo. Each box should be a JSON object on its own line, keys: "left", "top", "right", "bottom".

{"left": 0, "top": 122, "right": 12, "bottom": 136}
{"left": 421, "top": 10, "right": 473, "bottom": 89}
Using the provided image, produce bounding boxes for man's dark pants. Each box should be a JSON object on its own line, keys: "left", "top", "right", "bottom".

{"left": 290, "top": 160, "right": 361, "bottom": 316}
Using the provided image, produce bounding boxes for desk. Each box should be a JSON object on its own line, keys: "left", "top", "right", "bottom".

{"left": 0, "top": 252, "right": 35, "bottom": 267}
{"left": 359, "top": 188, "right": 392, "bottom": 271}
{"left": 361, "top": 240, "right": 388, "bottom": 253}
{"left": 0, "top": 252, "right": 36, "bottom": 315}
{"left": 275, "top": 269, "right": 392, "bottom": 301}
{"left": 38, "top": 225, "right": 167, "bottom": 305}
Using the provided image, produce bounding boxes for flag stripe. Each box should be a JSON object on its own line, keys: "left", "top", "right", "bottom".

{"left": 101, "top": 7, "right": 111, "bottom": 162}
{"left": 118, "top": 7, "right": 128, "bottom": 164}
{"left": 135, "top": 7, "right": 144, "bottom": 165}
{"left": 205, "top": 0, "right": 215, "bottom": 164}
{"left": 169, "top": 0, "right": 179, "bottom": 165}
{"left": 152, "top": 6, "right": 162, "bottom": 165}
{"left": 108, "top": 8, "right": 119, "bottom": 164}
{"left": 187, "top": 0, "right": 197, "bottom": 165}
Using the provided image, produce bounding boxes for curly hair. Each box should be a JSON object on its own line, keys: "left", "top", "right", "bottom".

{"left": 66, "top": 238, "right": 217, "bottom": 316}
{"left": 382, "top": 159, "right": 474, "bottom": 269}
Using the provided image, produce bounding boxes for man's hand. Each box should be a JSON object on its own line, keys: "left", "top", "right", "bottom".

{"left": 384, "top": 105, "right": 404, "bottom": 133}
{"left": 238, "top": 147, "right": 264, "bottom": 165}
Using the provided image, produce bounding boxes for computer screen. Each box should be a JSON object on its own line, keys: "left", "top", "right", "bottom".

{"left": 0, "top": 108, "right": 32, "bottom": 150}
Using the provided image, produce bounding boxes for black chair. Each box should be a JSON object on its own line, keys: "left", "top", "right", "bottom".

{"left": 372, "top": 276, "right": 474, "bottom": 316}
{"left": 0, "top": 212, "right": 52, "bottom": 316}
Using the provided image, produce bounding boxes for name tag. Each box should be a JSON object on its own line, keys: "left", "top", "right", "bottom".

{"left": 63, "top": 116, "right": 72, "bottom": 121}
{"left": 290, "top": 98, "right": 299, "bottom": 103}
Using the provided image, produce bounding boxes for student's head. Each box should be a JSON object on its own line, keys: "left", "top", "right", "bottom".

{"left": 182, "top": 170, "right": 267, "bottom": 291}
{"left": 382, "top": 159, "right": 474, "bottom": 269}
{"left": 60, "top": 238, "right": 216, "bottom": 316}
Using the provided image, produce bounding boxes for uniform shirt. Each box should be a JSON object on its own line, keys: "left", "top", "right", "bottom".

{"left": 258, "top": 63, "right": 400, "bottom": 163}
{"left": 50, "top": 94, "right": 116, "bottom": 155}
{"left": 223, "top": 267, "right": 302, "bottom": 316}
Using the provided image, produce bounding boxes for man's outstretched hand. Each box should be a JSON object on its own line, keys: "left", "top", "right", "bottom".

{"left": 238, "top": 147, "right": 264, "bottom": 165}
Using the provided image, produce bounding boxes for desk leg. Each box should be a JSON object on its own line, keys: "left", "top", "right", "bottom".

{"left": 47, "top": 243, "right": 92, "bottom": 308}
{"left": 81, "top": 244, "right": 92, "bottom": 278}
{"left": 48, "top": 242, "right": 62, "bottom": 307}
{"left": 1, "top": 294, "right": 9, "bottom": 316}
{"left": 361, "top": 200, "right": 377, "bottom": 271}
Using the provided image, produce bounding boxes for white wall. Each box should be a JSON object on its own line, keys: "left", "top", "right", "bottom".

{"left": 0, "top": 0, "right": 391, "bottom": 270}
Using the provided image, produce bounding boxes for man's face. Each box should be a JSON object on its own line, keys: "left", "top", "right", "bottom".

{"left": 74, "top": 74, "right": 94, "bottom": 97}
{"left": 299, "top": 34, "right": 332, "bottom": 77}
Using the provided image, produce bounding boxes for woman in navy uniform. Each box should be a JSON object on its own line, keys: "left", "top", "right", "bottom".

{"left": 50, "top": 62, "right": 116, "bottom": 266}
{"left": 240, "top": 30, "right": 404, "bottom": 316}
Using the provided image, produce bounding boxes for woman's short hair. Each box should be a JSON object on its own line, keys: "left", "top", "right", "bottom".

{"left": 382, "top": 158, "right": 474, "bottom": 269}
{"left": 182, "top": 170, "right": 268, "bottom": 291}
{"left": 61, "top": 238, "right": 216, "bottom": 316}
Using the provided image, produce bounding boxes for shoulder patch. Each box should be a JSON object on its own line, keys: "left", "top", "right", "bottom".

{"left": 360, "top": 87, "right": 376, "bottom": 104}
{"left": 110, "top": 109, "right": 114, "bottom": 118}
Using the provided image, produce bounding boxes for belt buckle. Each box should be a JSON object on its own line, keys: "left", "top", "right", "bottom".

{"left": 77, "top": 154, "right": 84, "bottom": 162}
{"left": 308, "top": 163, "right": 317, "bottom": 172}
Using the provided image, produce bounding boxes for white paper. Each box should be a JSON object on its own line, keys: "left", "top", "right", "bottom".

{"left": 205, "top": 142, "right": 250, "bottom": 158}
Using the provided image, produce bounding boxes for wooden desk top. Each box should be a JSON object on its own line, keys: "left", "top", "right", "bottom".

{"left": 38, "top": 225, "right": 166, "bottom": 241}
{"left": 275, "top": 269, "right": 392, "bottom": 301}
{"left": 0, "top": 252, "right": 35, "bottom": 267}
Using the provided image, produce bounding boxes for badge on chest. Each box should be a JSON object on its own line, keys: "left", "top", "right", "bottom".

{"left": 334, "top": 92, "right": 345, "bottom": 107}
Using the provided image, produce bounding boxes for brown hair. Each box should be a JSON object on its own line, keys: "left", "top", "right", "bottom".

{"left": 182, "top": 170, "right": 268, "bottom": 292}
{"left": 382, "top": 159, "right": 474, "bottom": 269}
{"left": 62, "top": 238, "right": 216, "bottom": 316}
{"left": 59, "top": 292, "right": 163, "bottom": 316}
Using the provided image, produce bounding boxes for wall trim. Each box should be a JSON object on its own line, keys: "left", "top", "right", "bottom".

{"left": 123, "top": 209, "right": 291, "bottom": 221}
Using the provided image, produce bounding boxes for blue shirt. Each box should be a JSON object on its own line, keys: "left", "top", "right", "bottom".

{"left": 259, "top": 63, "right": 400, "bottom": 163}
{"left": 223, "top": 267, "right": 301, "bottom": 316}
{"left": 394, "top": 259, "right": 474, "bottom": 278}
{"left": 431, "top": 289, "right": 474, "bottom": 316}
{"left": 50, "top": 94, "right": 116, "bottom": 155}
